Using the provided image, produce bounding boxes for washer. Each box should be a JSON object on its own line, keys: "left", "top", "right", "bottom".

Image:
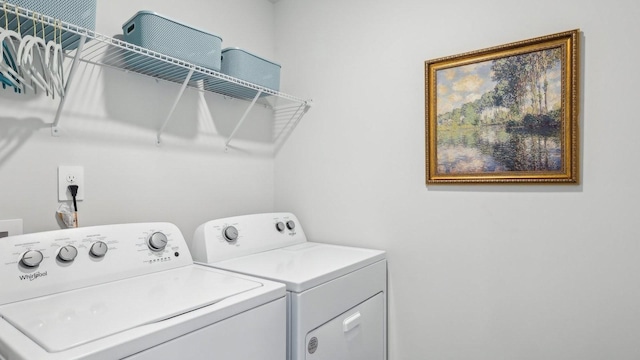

{"left": 0, "top": 222, "right": 286, "bottom": 360}
{"left": 191, "top": 212, "right": 387, "bottom": 360}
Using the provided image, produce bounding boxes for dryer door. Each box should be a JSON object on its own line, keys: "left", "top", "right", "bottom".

{"left": 305, "top": 292, "right": 384, "bottom": 360}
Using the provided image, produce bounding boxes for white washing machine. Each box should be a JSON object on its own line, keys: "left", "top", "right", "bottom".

{"left": 191, "top": 212, "right": 387, "bottom": 360}
{"left": 0, "top": 222, "right": 286, "bottom": 360}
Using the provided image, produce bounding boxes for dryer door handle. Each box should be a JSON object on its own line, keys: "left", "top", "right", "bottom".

{"left": 342, "top": 311, "right": 361, "bottom": 332}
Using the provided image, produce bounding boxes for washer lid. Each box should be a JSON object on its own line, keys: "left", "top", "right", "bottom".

{"left": 211, "top": 242, "right": 386, "bottom": 293}
{"left": 0, "top": 265, "right": 261, "bottom": 352}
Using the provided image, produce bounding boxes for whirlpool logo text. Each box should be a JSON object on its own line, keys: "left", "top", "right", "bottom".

{"left": 18, "top": 271, "right": 48, "bottom": 281}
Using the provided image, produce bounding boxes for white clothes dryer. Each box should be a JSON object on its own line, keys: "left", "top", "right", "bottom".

{"left": 191, "top": 212, "right": 387, "bottom": 360}
{"left": 0, "top": 222, "right": 286, "bottom": 360}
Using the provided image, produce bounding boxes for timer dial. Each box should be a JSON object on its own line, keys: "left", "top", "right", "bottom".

{"left": 147, "top": 232, "right": 169, "bottom": 251}
{"left": 223, "top": 226, "right": 239, "bottom": 242}
{"left": 90, "top": 241, "right": 108, "bottom": 258}
{"left": 21, "top": 250, "right": 44, "bottom": 268}
{"left": 286, "top": 220, "right": 296, "bottom": 230}
{"left": 57, "top": 245, "right": 78, "bottom": 262}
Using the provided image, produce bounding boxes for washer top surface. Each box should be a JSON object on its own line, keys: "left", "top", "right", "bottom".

{"left": 0, "top": 265, "right": 262, "bottom": 352}
{"left": 0, "top": 222, "right": 284, "bottom": 359}
{"left": 212, "top": 242, "right": 385, "bottom": 293}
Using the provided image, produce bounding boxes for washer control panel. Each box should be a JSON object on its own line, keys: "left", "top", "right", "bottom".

{"left": 191, "top": 212, "right": 307, "bottom": 263}
{"left": 0, "top": 222, "right": 193, "bottom": 305}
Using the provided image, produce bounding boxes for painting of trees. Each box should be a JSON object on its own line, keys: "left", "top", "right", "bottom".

{"left": 425, "top": 30, "right": 579, "bottom": 184}
{"left": 492, "top": 48, "right": 562, "bottom": 119}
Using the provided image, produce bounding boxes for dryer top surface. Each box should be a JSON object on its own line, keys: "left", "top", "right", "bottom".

{"left": 209, "top": 242, "right": 386, "bottom": 292}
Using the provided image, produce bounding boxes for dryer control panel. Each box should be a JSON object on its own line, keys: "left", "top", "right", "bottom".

{"left": 0, "top": 223, "right": 193, "bottom": 305}
{"left": 191, "top": 212, "right": 307, "bottom": 263}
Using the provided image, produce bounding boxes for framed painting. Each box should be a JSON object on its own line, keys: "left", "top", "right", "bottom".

{"left": 425, "top": 30, "right": 579, "bottom": 184}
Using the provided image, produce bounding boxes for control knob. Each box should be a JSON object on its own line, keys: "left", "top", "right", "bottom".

{"left": 147, "top": 232, "right": 169, "bottom": 251}
{"left": 90, "top": 241, "right": 108, "bottom": 258}
{"left": 286, "top": 220, "right": 296, "bottom": 230}
{"left": 21, "top": 250, "right": 44, "bottom": 268}
{"left": 57, "top": 245, "right": 78, "bottom": 262}
{"left": 275, "top": 222, "right": 285, "bottom": 232}
{"left": 223, "top": 226, "right": 239, "bottom": 242}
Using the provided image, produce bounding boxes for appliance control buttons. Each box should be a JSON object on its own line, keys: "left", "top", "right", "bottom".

{"left": 90, "top": 241, "right": 108, "bottom": 258}
{"left": 286, "top": 220, "right": 296, "bottom": 230}
{"left": 223, "top": 226, "right": 239, "bottom": 242}
{"left": 275, "top": 222, "right": 285, "bottom": 232}
{"left": 147, "top": 232, "right": 168, "bottom": 251}
{"left": 21, "top": 250, "right": 44, "bottom": 268}
{"left": 57, "top": 245, "right": 78, "bottom": 262}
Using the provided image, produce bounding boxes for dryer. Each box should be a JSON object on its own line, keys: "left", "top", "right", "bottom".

{"left": 0, "top": 222, "right": 286, "bottom": 360}
{"left": 191, "top": 212, "right": 387, "bottom": 360}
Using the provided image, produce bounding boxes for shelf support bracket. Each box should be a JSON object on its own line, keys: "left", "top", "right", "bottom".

{"left": 274, "top": 101, "right": 312, "bottom": 154}
{"left": 51, "top": 35, "right": 87, "bottom": 137}
{"left": 224, "top": 89, "right": 262, "bottom": 150}
{"left": 156, "top": 68, "right": 195, "bottom": 145}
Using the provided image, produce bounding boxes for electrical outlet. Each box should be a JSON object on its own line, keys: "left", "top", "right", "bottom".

{"left": 58, "top": 166, "right": 85, "bottom": 201}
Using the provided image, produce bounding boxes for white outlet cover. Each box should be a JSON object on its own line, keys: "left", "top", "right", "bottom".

{"left": 0, "top": 219, "right": 22, "bottom": 238}
{"left": 58, "top": 166, "right": 85, "bottom": 201}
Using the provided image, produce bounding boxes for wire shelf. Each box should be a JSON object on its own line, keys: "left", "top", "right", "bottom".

{"left": 1, "top": 2, "right": 311, "bottom": 150}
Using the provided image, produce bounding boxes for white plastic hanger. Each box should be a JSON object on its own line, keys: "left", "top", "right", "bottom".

{"left": 2, "top": 6, "right": 66, "bottom": 97}
{"left": 45, "top": 20, "right": 64, "bottom": 97}
{"left": 17, "top": 14, "right": 50, "bottom": 94}
{"left": 0, "top": 3, "right": 34, "bottom": 92}
{"left": 0, "top": 28, "right": 22, "bottom": 89}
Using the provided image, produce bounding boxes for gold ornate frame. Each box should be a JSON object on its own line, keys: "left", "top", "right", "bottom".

{"left": 425, "top": 30, "right": 580, "bottom": 184}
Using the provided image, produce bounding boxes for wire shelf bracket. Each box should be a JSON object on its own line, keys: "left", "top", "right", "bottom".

{"left": 51, "top": 35, "right": 86, "bottom": 136}
{"left": 156, "top": 67, "right": 194, "bottom": 145}
{"left": 224, "top": 89, "right": 262, "bottom": 151}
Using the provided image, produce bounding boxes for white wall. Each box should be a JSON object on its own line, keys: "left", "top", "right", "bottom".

{"left": 274, "top": 0, "right": 640, "bottom": 359}
{"left": 0, "top": 0, "right": 278, "bottom": 235}
{"left": 3, "top": 1, "right": 640, "bottom": 359}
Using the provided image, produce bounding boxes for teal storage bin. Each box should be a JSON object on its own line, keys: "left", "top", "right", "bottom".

{"left": 221, "top": 48, "right": 280, "bottom": 91}
{"left": 205, "top": 48, "right": 281, "bottom": 99}
{"left": 122, "top": 11, "right": 222, "bottom": 71}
